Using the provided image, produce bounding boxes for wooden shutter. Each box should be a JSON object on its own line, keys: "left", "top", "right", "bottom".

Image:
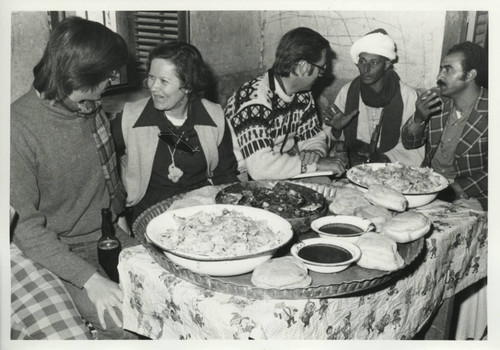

{"left": 134, "top": 11, "right": 189, "bottom": 73}
{"left": 472, "top": 11, "right": 488, "bottom": 48}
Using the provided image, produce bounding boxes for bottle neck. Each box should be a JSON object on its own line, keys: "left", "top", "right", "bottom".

{"left": 100, "top": 209, "right": 116, "bottom": 239}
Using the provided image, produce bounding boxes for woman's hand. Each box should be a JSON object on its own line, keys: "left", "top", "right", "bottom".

{"left": 83, "top": 272, "right": 123, "bottom": 329}
{"left": 316, "top": 156, "right": 346, "bottom": 175}
{"left": 324, "top": 105, "right": 359, "bottom": 130}
{"left": 414, "top": 88, "right": 442, "bottom": 124}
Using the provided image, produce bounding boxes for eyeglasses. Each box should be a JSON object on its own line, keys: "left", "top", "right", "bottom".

{"left": 308, "top": 61, "right": 327, "bottom": 76}
{"left": 158, "top": 130, "right": 199, "bottom": 155}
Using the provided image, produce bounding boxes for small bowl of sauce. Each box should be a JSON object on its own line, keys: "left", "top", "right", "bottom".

{"left": 290, "top": 237, "right": 361, "bottom": 273}
{"left": 311, "top": 215, "right": 375, "bottom": 242}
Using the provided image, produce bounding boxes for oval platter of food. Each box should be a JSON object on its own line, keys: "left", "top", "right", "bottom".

{"left": 215, "top": 181, "right": 328, "bottom": 234}
{"left": 346, "top": 162, "right": 449, "bottom": 194}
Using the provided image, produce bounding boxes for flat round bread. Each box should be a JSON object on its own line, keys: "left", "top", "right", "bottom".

{"left": 251, "top": 256, "right": 312, "bottom": 289}
{"left": 168, "top": 186, "right": 221, "bottom": 211}
{"left": 353, "top": 205, "right": 393, "bottom": 231}
{"left": 356, "top": 232, "right": 404, "bottom": 271}
{"left": 363, "top": 184, "right": 407, "bottom": 212}
{"left": 167, "top": 198, "right": 205, "bottom": 211}
{"left": 183, "top": 185, "right": 221, "bottom": 204}
{"left": 329, "top": 187, "right": 371, "bottom": 215}
{"left": 381, "top": 211, "right": 431, "bottom": 243}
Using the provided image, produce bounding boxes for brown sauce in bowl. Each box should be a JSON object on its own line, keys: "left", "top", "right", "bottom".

{"left": 319, "top": 223, "right": 363, "bottom": 236}
{"left": 298, "top": 244, "right": 352, "bottom": 264}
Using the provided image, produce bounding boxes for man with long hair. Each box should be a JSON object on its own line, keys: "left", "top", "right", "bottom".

{"left": 11, "top": 16, "right": 138, "bottom": 339}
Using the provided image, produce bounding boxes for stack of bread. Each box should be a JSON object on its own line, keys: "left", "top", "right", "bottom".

{"left": 327, "top": 183, "right": 431, "bottom": 271}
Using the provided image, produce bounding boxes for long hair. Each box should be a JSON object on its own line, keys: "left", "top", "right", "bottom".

{"left": 33, "top": 16, "right": 128, "bottom": 101}
{"left": 147, "top": 42, "right": 209, "bottom": 97}
{"left": 447, "top": 41, "right": 488, "bottom": 88}
{"left": 272, "top": 27, "right": 330, "bottom": 77}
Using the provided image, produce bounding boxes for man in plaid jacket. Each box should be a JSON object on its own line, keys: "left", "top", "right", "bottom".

{"left": 401, "top": 42, "right": 487, "bottom": 210}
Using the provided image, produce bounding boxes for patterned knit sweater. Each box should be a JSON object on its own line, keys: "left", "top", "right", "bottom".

{"left": 224, "top": 71, "right": 327, "bottom": 180}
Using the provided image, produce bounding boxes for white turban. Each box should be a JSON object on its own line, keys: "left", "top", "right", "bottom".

{"left": 350, "top": 32, "right": 397, "bottom": 63}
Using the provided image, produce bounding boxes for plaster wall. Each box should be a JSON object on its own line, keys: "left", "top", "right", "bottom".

{"left": 10, "top": 10, "right": 448, "bottom": 111}
{"left": 190, "top": 11, "right": 263, "bottom": 106}
{"left": 11, "top": 12, "right": 50, "bottom": 103}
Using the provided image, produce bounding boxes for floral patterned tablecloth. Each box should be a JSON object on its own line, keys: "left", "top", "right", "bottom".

{"left": 118, "top": 200, "right": 487, "bottom": 340}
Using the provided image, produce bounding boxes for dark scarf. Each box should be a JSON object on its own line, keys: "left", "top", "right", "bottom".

{"left": 57, "top": 97, "right": 126, "bottom": 215}
{"left": 344, "top": 70, "right": 404, "bottom": 153}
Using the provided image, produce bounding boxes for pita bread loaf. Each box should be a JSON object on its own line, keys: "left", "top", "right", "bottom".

{"left": 329, "top": 187, "right": 371, "bottom": 215}
{"left": 363, "top": 184, "right": 407, "bottom": 212}
{"left": 183, "top": 185, "right": 221, "bottom": 204}
{"left": 356, "top": 232, "right": 404, "bottom": 271}
{"left": 251, "top": 256, "right": 312, "bottom": 289}
{"left": 167, "top": 186, "right": 221, "bottom": 211}
{"left": 380, "top": 211, "right": 431, "bottom": 243}
{"left": 353, "top": 205, "right": 393, "bottom": 231}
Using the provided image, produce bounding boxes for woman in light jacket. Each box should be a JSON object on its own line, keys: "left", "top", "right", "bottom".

{"left": 112, "top": 42, "right": 239, "bottom": 222}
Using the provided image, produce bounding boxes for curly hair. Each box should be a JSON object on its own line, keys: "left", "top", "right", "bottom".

{"left": 447, "top": 41, "right": 488, "bottom": 88}
{"left": 272, "top": 27, "right": 330, "bottom": 77}
{"left": 147, "top": 42, "right": 209, "bottom": 97}
{"left": 33, "top": 16, "right": 128, "bottom": 101}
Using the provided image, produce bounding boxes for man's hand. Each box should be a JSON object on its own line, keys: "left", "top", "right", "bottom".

{"left": 83, "top": 272, "right": 123, "bottom": 329}
{"left": 316, "top": 156, "right": 346, "bottom": 175}
{"left": 414, "top": 88, "right": 442, "bottom": 124}
{"left": 324, "top": 105, "right": 359, "bottom": 130}
{"left": 300, "top": 150, "right": 321, "bottom": 166}
{"left": 453, "top": 198, "right": 483, "bottom": 211}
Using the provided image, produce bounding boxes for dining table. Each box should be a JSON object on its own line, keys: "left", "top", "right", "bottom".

{"left": 117, "top": 181, "right": 487, "bottom": 340}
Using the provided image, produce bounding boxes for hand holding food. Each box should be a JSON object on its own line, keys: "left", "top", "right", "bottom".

{"left": 414, "top": 87, "right": 442, "bottom": 124}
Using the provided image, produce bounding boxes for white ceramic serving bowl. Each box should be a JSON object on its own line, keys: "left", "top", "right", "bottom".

{"left": 311, "top": 215, "right": 375, "bottom": 243}
{"left": 346, "top": 163, "right": 449, "bottom": 208}
{"left": 290, "top": 237, "right": 361, "bottom": 273}
{"left": 146, "top": 204, "right": 294, "bottom": 276}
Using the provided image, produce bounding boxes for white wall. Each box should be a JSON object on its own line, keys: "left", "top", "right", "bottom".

{"left": 260, "top": 11, "right": 447, "bottom": 103}
{"left": 11, "top": 12, "right": 50, "bottom": 103}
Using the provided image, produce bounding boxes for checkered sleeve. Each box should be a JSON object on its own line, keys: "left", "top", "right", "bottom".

{"left": 401, "top": 114, "right": 428, "bottom": 149}
{"left": 10, "top": 243, "right": 93, "bottom": 340}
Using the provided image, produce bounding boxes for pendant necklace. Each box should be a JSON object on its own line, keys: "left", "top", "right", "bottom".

{"left": 166, "top": 129, "right": 187, "bottom": 183}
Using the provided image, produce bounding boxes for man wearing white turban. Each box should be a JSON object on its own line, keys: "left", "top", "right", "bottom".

{"left": 324, "top": 28, "right": 425, "bottom": 166}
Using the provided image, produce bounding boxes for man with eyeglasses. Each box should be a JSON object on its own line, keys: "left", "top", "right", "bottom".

{"left": 225, "top": 27, "right": 345, "bottom": 181}
{"left": 324, "top": 28, "right": 424, "bottom": 167}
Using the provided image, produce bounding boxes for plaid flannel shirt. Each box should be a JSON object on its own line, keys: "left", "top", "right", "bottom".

{"left": 11, "top": 243, "right": 93, "bottom": 340}
{"left": 401, "top": 88, "right": 488, "bottom": 209}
